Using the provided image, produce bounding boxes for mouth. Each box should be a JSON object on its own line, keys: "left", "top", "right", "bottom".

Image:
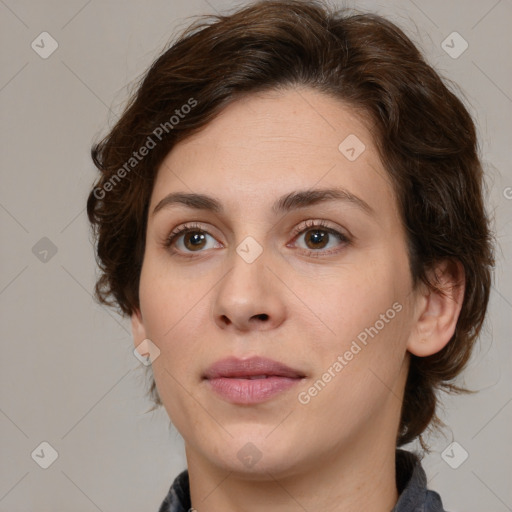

{"left": 203, "top": 355, "right": 306, "bottom": 380}
{"left": 203, "top": 356, "right": 306, "bottom": 404}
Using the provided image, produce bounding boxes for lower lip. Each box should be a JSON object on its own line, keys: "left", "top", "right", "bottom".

{"left": 206, "top": 376, "right": 302, "bottom": 404}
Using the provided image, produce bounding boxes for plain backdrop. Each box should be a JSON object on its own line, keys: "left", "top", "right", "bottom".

{"left": 1, "top": 0, "right": 511, "bottom": 510}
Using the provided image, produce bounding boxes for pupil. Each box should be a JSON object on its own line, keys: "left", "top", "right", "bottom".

{"left": 307, "top": 230, "right": 327, "bottom": 249}
{"left": 186, "top": 232, "right": 205, "bottom": 250}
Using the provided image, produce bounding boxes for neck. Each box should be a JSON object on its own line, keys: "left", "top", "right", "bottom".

{"left": 186, "top": 428, "right": 398, "bottom": 512}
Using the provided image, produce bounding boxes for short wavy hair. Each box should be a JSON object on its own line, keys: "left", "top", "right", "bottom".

{"left": 87, "top": 0, "right": 495, "bottom": 446}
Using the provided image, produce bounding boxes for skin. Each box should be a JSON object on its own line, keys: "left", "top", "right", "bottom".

{"left": 131, "top": 86, "right": 465, "bottom": 512}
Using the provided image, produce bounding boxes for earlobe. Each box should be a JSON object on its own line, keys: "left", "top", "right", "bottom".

{"left": 130, "top": 308, "right": 147, "bottom": 348}
{"left": 407, "top": 259, "right": 465, "bottom": 357}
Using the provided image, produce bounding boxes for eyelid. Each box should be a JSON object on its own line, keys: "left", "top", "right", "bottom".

{"left": 289, "top": 218, "right": 349, "bottom": 239}
{"left": 164, "top": 221, "right": 223, "bottom": 246}
{"left": 287, "top": 219, "right": 351, "bottom": 255}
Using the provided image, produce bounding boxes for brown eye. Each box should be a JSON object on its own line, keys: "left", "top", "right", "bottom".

{"left": 291, "top": 222, "right": 349, "bottom": 255}
{"left": 304, "top": 229, "right": 330, "bottom": 249}
{"left": 165, "top": 224, "right": 222, "bottom": 254}
{"left": 183, "top": 231, "right": 207, "bottom": 251}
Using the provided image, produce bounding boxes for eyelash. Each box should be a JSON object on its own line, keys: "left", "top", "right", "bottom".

{"left": 164, "top": 219, "right": 351, "bottom": 258}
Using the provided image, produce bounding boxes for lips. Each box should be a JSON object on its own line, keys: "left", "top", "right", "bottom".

{"left": 203, "top": 356, "right": 306, "bottom": 404}
{"left": 203, "top": 356, "right": 305, "bottom": 380}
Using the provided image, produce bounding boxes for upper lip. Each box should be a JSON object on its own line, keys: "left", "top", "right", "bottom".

{"left": 203, "top": 356, "right": 306, "bottom": 379}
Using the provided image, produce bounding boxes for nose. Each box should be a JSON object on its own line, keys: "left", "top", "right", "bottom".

{"left": 212, "top": 247, "right": 287, "bottom": 332}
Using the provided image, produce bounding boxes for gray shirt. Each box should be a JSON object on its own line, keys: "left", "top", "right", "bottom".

{"left": 158, "top": 449, "right": 447, "bottom": 512}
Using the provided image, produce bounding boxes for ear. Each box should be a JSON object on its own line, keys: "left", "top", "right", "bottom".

{"left": 131, "top": 307, "right": 148, "bottom": 348}
{"left": 407, "top": 259, "right": 465, "bottom": 357}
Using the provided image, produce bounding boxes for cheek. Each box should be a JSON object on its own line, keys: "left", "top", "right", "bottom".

{"left": 299, "top": 256, "right": 411, "bottom": 407}
{"left": 304, "top": 257, "right": 406, "bottom": 342}
{"left": 138, "top": 251, "right": 207, "bottom": 339}
{"left": 139, "top": 265, "right": 210, "bottom": 421}
{"left": 296, "top": 306, "right": 410, "bottom": 435}
{"left": 138, "top": 250, "right": 222, "bottom": 347}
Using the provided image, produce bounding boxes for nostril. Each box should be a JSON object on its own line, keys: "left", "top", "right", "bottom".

{"left": 253, "top": 314, "right": 269, "bottom": 321}
{"left": 221, "top": 315, "right": 231, "bottom": 325}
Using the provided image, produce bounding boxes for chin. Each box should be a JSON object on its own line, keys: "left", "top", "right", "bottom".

{"left": 202, "top": 433, "right": 305, "bottom": 480}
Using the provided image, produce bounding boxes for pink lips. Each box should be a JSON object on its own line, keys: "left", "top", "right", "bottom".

{"left": 203, "top": 356, "right": 305, "bottom": 404}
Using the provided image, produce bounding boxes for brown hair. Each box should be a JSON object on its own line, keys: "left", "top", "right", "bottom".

{"left": 87, "top": 0, "right": 495, "bottom": 446}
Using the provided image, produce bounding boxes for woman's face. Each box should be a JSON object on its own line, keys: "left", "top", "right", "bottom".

{"left": 132, "top": 87, "right": 422, "bottom": 477}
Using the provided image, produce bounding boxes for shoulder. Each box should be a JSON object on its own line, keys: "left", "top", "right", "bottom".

{"left": 393, "top": 449, "right": 449, "bottom": 512}
{"left": 158, "top": 469, "right": 190, "bottom": 512}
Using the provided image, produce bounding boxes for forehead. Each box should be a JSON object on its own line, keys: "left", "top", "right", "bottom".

{"left": 163, "top": 87, "right": 372, "bottom": 163}
{"left": 150, "top": 87, "right": 397, "bottom": 222}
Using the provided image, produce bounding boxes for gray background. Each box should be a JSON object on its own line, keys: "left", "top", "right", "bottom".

{"left": 1, "top": 0, "right": 511, "bottom": 510}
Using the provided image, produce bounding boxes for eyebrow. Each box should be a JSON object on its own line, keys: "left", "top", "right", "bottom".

{"left": 151, "top": 187, "right": 374, "bottom": 217}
